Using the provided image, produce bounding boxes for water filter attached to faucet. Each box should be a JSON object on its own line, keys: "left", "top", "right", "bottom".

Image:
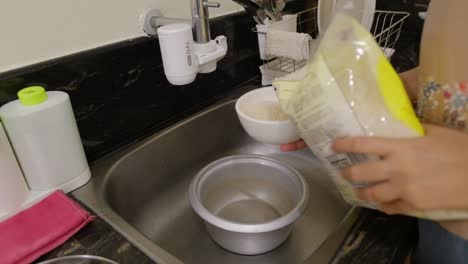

{"left": 157, "top": 24, "right": 198, "bottom": 85}
{"left": 157, "top": 24, "right": 227, "bottom": 85}
{"left": 141, "top": 4, "right": 228, "bottom": 86}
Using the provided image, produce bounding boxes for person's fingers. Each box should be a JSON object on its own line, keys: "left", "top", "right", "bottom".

{"left": 332, "top": 137, "right": 403, "bottom": 156}
{"left": 296, "top": 140, "right": 307, "bottom": 149}
{"left": 341, "top": 161, "right": 390, "bottom": 183}
{"left": 280, "top": 142, "right": 298, "bottom": 152}
{"left": 280, "top": 140, "right": 306, "bottom": 152}
{"left": 355, "top": 182, "right": 400, "bottom": 204}
{"left": 379, "top": 200, "right": 414, "bottom": 215}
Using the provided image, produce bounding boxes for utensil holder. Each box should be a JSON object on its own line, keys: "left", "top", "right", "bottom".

{"left": 254, "top": 7, "right": 409, "bottom": 85}
{"left": 255, "top": 14, "right": 298, "bottom": 60}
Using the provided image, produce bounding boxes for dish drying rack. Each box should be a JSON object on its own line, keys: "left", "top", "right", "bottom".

{"left": 255, "top": 7, "right": 410, "bottom": 85}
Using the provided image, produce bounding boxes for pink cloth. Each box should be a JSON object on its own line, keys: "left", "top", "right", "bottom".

{"left": 0, "top": 191, "right": 95, "bottom": 264}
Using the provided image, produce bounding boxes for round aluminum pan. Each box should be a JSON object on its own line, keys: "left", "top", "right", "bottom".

{"left": 189, "top": 155, "right": 309, "bottom": 255}
{"left": 37, "top": 255, "right": 118, "bottom": 264}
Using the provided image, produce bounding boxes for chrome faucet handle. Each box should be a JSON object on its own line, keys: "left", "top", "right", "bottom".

{"left": 203, "top": 1, "right": 220, "bottom": 8}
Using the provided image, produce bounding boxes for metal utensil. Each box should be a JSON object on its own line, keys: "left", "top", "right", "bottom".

{"left": 270, "top": 0, "right": 284, "bottom": 20}
{"left": 274, "top": 0, "right": 286, "bottom": 11}
{"left": 232, "top": 0, "right": 267, "bottom": 24}
{"left": 262, "top": 0, "right": 282, "bottom": 21}
{"left": 189, "top": 155, "right": 309, "bottom": 255}
{"left": 255, "top": 6, "right": 268, "bottom": 24}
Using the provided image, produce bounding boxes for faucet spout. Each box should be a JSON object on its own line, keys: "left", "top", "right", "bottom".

{"left": 191, "top": 0, "right": 220, "bottom": 43}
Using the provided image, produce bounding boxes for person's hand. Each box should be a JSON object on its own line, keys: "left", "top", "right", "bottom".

{"left": 280, "top": 139, "right": 307, "bottom": 152}
{"left": 332, "top": 124, "right": 468, "bottom": 215}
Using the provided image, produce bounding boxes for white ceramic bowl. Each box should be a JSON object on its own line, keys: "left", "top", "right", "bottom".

{"left": 235, "top": 87, "right": 300, "bottom": 145}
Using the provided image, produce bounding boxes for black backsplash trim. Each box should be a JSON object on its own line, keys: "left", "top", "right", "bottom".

{"left": 0, "top": 12, "right": 262, "bottom": 162}
{"left": 0, "top": 38, "right": 148, "bottom": 80}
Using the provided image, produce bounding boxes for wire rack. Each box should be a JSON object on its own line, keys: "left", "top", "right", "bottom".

{"left": 257, "top": 7, "right": 410, "bottom": 84}
{"left": 372, "top": 10, "right": 410, "bottom": 51}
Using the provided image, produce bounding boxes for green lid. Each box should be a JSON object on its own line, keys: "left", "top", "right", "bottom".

{"left": 18, "top": 86, "right": 48, "bottom": 106}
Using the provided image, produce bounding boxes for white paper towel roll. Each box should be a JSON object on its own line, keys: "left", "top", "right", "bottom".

{"left": 0, "top": 88, "right": 90, "bottom": 191}
{"left": 0, "top": 122, "right": 29, "bottom": 215}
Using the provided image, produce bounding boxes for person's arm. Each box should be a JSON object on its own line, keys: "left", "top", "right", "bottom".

{"left": 399, "top": 67, "right": 420, "bottom": 102}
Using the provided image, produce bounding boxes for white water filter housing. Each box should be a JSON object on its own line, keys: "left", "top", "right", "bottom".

{"left": 157, "top": 24, "right": 198, "bottom": 85}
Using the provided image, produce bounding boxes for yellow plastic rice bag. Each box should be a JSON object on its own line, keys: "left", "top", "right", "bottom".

{"left": 274, "top": 14, "right": 468, "bottom": 220}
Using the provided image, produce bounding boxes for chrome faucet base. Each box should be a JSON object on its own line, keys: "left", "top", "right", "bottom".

{"left": 142, "top": 4, "right": 219, "bottom": 44}
{"left": 142, "top": 9, "right": 192, "bottom": 36}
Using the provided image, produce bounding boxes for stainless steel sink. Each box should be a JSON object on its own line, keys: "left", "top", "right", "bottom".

{"left": 73, "top": 96, "right": 359, "bottom": 264}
